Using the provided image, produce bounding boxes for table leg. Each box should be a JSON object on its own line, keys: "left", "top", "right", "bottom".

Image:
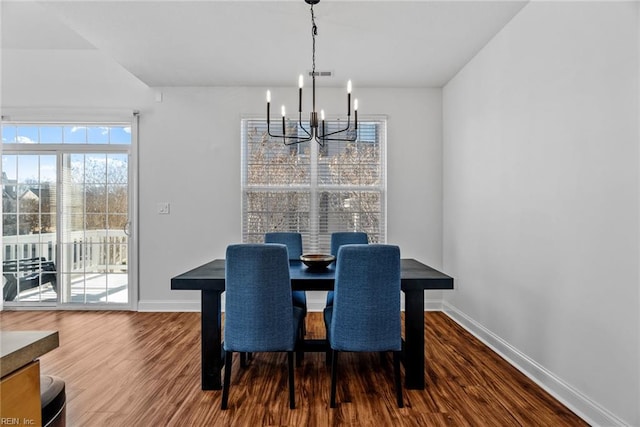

{"left": 403, "top": 289, "right": 425, "bottom": 389}
{"left": 201, "top": 290, "right": 223, "bottom": 390}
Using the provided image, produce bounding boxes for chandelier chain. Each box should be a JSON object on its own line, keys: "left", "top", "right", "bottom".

{"left": 311, "top": 3, "right": 317, "bottom": 76}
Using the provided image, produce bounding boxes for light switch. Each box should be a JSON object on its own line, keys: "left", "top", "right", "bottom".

{"left": 157, "top": 202, "right": 170, "bottom": 215}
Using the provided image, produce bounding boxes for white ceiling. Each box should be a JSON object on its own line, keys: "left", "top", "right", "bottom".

{"left": 1, "top": 0, "right": 528, "bottom": 88}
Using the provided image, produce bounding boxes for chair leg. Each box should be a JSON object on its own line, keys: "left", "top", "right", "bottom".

{"left": 330, "top": 350, "right": 338, "bottom": 408}
{"left": 379, "top": 351, "right": 387, "bottom": 365}
{"left": 240, "top": 352, "right": 247, "bottom": 368}
{"left": 221, "top": 351, "right": 233, "bottom": 410}
{"left": 393, "top": 351, "right": 403, "bottom": 408}
{"left": 296, "top": 347, "right": 303, "bottom": 367}
{"left": 287, "top": 351, "right": 296, "bottom": 409}
{"left": 296, "top": 326, "right": 304, "bottom": 366}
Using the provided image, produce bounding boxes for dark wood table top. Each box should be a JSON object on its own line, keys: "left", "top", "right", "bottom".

{"left": 171, "top": 258, "right": 453, "bottom": 292}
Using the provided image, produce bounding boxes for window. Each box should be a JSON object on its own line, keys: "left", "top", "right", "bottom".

{"left": 241, "top": 118, "right": 386, "bottom": 252}
{"left": 2, "top": 124, "right": 132, "bottom": 145}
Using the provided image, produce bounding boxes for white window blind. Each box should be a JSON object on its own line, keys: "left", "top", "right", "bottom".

{"left": 241, "top": 117, "right": 386, "bottom": 253}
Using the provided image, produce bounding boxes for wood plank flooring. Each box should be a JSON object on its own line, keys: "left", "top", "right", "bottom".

{"left": 0, "top": 310, "right": 588, "bottom": 426}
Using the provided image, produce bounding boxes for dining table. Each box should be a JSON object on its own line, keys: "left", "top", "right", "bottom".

{"left": 171, "top": 258, "right": 453, "bottom": 390}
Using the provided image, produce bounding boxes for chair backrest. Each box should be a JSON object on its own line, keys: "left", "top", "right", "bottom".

{"left": 264, "top": 232, "right": 303, "bottom": 260}
{"left": 330, "top": 232, "right": 368, "bottom": 256}
{"left": 329, "top": 244, "right": 401, "bottom": 352}
{"left": 224, "top": 244, "right": 296, "bottom": 352}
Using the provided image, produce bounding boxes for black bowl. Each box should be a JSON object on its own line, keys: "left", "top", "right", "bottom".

{"left": 300, "top": 254, "right": 335, "bottom": 270}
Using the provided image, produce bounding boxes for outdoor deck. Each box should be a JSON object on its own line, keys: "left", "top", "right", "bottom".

{"left": 7, "top": 273, "right": 128, "bottom": 304}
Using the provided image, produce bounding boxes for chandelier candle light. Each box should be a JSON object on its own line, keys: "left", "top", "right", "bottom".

{"left": 266, "top": 0, "right": 358, "bottom": 146}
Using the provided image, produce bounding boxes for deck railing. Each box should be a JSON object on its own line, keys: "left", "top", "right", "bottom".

{"left": 3, "top": 230, "right": 127, "bottom": 273}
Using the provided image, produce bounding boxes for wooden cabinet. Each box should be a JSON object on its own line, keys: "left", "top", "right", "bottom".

{"left": 0, "top": 361, "right": 42, "bottom": 426}
{"left": 0, "top": 331, "right": 59, "bottom": 427}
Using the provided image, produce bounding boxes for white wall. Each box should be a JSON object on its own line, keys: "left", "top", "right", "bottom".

{"left": 1, "top": 49, "right": 153, "bottom": 109}
{"left": 140, "top": 86, "right": 443, "bottom": 310}
{"left": 443, "top": 2, "right": 639, "bottom": 426}
{"left": 1, "top": 48, "right": 444, "bottom": 312}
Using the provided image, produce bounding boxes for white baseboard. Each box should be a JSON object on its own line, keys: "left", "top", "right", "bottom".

{"left": 442, "top": 301, "right": 627, "bottom": 427}
{"left": 138, "top": 300, "right": 201, "bottom": 312}
{"left": 423, "top": 299, "right": 444, "bottom": 311}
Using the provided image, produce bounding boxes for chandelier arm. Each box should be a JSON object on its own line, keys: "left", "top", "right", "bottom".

{"left": 266, "top": 125, "right": 312, "bottom": 143}
{"left": 266, "top": 102, "right": 312, "bottom": 142}
{"left": 266, "top": 129, "right": 313, "bottom": 143}
{"left": 316, "top": 132, "right": 358, "bottom": 143}
{"left": 297, "top": 112, "right": 313, "bottom": 138}
{"left": 284, "top": 135, "right": 313, "bottom": 146}
{"left": 321, "top": 127, "right": 354, "bottom": 138}
{"left": 313, "top": 135, "right": 326, "bottom": 147}
{"left": 266, "top": 118, "right": 314, "bottom": 145}
{"left": 318, "top": 118, "right": 354, "bottom": 138}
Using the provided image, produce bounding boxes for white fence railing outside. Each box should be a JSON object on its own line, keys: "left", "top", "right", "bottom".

{"left": 3, "top": 230, "right": 127, "bottom": 272}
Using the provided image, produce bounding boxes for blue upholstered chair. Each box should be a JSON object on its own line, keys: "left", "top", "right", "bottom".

{"left": 222, "top": 244, "right": 304, "bottom": 410}
{"left": 325, "top": 232, "right": 368, "bottom": 306}
{"left": 323, "top": 244, "right": 403, "bottom": 408}
{"left": 264, "top": 232, "right": 307, "bottom": 313}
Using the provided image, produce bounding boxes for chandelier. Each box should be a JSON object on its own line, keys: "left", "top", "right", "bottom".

{"left": 266, "top": 0, "right": 358, "bottom": 146}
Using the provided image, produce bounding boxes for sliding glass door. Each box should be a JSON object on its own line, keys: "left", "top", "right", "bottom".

{"left": 60, "top": 153, "right": 129, "bottom": 304}
{"left": 2, "top": 154, "right": 58, "bottom": 303}
{"left": 2, "top": 121, "right": 136, "bottom": 308}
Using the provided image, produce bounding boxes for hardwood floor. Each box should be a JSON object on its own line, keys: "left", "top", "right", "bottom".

{"left": 0, "top": 310, "right": 587, "bottom": 426}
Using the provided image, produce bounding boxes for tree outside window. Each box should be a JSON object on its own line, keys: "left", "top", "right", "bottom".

{"left": 241, "top": 118, "right": 386, "bottom": 252}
